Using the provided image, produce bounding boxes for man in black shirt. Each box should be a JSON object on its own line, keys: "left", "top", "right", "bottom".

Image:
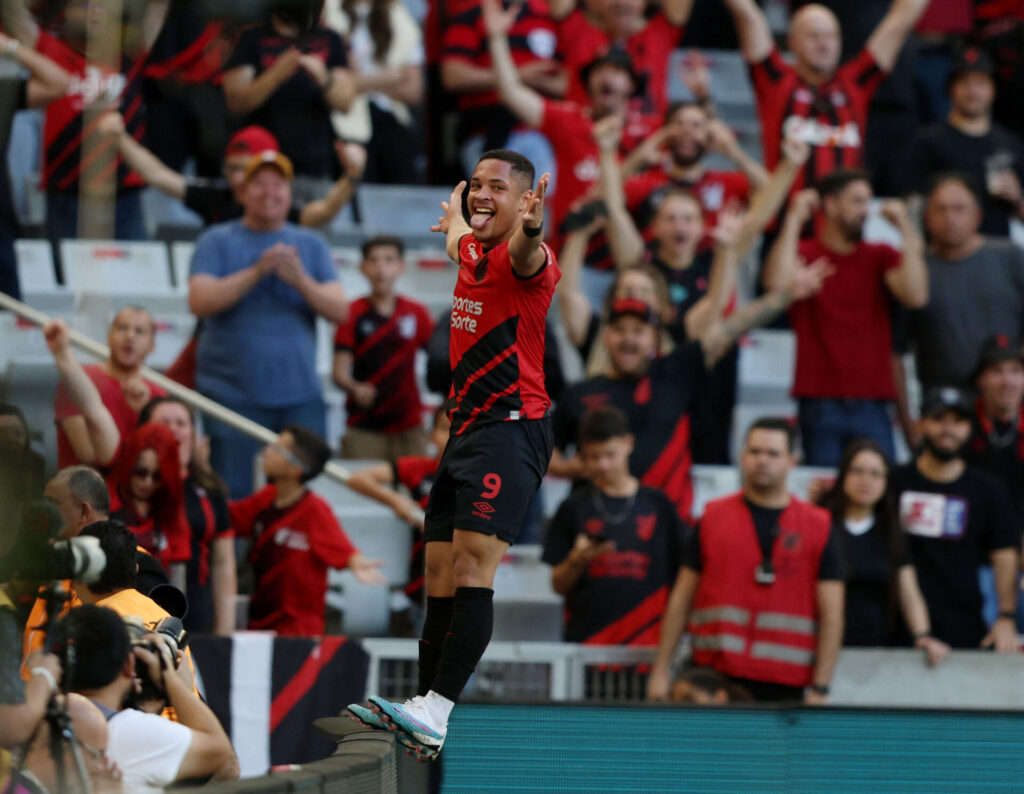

{"left": 98, "top": 113, "right": 357, "bottom": 228}
{"left": 889, "top": 386, "right": 1021, "bottom": 651}
{"left": 900, "top": 48, "right": 1024, "bottom": 238}
{"left": 968, "top": 335, "right": 1024, "bottom": 513}
{"left": 543, "top": 406, "right": 685, "bottom": 645}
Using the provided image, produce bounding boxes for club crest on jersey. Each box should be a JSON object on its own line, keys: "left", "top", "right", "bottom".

{"left": 398, "top": 314, "right": 418, "bottom": 339}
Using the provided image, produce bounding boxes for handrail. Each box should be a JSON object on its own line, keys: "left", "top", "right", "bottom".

{"left": 0, "top": 291, "right": 354, "bottom": 485}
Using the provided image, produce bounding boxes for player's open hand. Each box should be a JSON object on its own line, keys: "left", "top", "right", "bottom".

{"left": 431, "top": 180, "right": 466, "bottom": 235}
{"left": 787, "top": 188, "right": 819, "bottom": 226}
{"left": 121, "top": 375, "right": 151, "bottom": 414}
{"left": 482, "top": 0, "right": 520, "bottom": 38}
{"left": 879, "top": 199, "right": 911, "bottom": 230}
{"left": 709, "top": 206, "right": 744, "bottom": 249}
{"left": 349, "top": 553, "right": 388, "bottom": 586}
{"left": 522, "top": 172, "right": 549, "bottom": 232}
{"left": 677, "top": 49, "right": 711, "bottom": 102}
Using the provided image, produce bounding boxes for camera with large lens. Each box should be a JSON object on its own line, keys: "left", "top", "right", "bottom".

{"left": 2, "top": 501, "right": 106, "bottom": 583}
{"left": 125, "top": 616, "right": 189, "bottom": 704}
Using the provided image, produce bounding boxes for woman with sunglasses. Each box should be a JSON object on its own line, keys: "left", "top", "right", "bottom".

{"left": 820, "top": 439, "right": 949, "bottom": 666}
{"left": 107, "top": 423, "right": 191, "bottom": 580}
{"left": 139, "top": 397, "right": 237, "bottom": 635}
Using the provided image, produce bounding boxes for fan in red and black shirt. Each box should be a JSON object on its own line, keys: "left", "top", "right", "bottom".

{"left": 623, "top": 102, "right": 766, "bottom": 252}
{"left": 723, "top": 0, "right": 929, "bottom": 195}
{"left": 1, "top": 0, "right": 172, "bottom": 240}
{"left": 543, "top": 406, "right": 685, "bottom": 646}
{"left": 483, "top": 0, "right": 658, "bottom": 263}
{"left": 348, "top": 148, "right": 559, "bottom": 752}
{"left": 557, "top": 0, "right": 693, "bottom": 116}
{"left": 333, "top": 236, "right": 436, "bottom": 461}
{"left": 967, "top": 335, "right": 1024, "bottom": 514}
{"left": 440, "top": 0, "right": 563, "bottom": 161}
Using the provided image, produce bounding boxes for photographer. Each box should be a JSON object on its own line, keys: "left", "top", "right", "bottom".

{"left": 51, "top": 605, "right": 237, "bottom": 789}
{"left": 1, "top": 591, "right": 61, "bottom": 758}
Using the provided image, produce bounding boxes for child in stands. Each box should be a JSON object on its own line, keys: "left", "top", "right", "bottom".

{"left": 229, "top": 424, "right": 386, "bottom": 636}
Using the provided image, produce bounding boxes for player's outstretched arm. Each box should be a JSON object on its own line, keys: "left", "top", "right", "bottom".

{"left": 431, "top": 181, "right": 472, "bottom": 262}
{"left": 508, "top": 172, "right": 550, "bottom": 278}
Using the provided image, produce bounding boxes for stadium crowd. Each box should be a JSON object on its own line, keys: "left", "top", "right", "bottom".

{"left": 2, "top": 0, "right": 1024, "bottom": 784}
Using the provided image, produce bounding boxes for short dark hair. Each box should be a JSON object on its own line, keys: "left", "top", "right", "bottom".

{"left": 283, "top": 424, "right": 331, "bottom": 482}
{"left": 926, "top": 171, "right": 982, "bottom": 205}
{"left": 579, "top": 405, "right": 631, "bottom": 445}
{"left": 79, "top": 521, "right": 137, "bottom": 595}
{"left": 64, "top": 466, "right": 111, "bottom": 516}
{"left": 664, "top": 100, "right": 707, "bottom": 125}
{"left": 816, "top": 168, "right": 871, "bottom": 200}
{"left": 476, "top": 149, "right": 535, "bottom": 191}
{"left": 361, "top": 235, "right": 405, "bottom": 260}
{"left": 745, "top": 417, "right": 798, "bottom": 453}
{"left": 51, "top": 604, "right": 131, "bottom": 691}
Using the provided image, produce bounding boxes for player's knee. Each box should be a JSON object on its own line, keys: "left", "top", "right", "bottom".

{"left": 451, "top": 547, "right": 499, "bottom": 589}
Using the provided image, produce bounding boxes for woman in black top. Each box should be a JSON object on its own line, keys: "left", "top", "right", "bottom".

{"left": 141, "top": 396, "right": 236, "bottom": 635}
{"left": 821, "top": 440, "right": 948, "bottom": 665}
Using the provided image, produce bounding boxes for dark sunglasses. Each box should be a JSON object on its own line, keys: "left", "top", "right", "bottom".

{"left": 131, "top": 466, "right": 162, "bottom": 483}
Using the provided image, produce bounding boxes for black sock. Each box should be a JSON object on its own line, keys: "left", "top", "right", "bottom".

{"left": 418, "top": 596, "right": 455, "bottom": 696}
{"left": 431, "top": 586, "right": 494, "bottom": 703}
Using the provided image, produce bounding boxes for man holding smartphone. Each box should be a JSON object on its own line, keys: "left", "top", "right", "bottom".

{"left": 543, "top": 406, "right": 685, "bottom": 646}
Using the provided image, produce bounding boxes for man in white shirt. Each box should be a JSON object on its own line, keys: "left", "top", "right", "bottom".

{"left": 51, "top": 604, "right": 237, "bottom": 790}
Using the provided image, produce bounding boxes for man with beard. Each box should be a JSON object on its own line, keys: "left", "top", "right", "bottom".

{"left": 624, "top": 101, "right": 768, "bottom": 252}
{"left": 889, "top": 387, "right": 1020, "bottom": 651}
{"left": 763, "top": 169, "right": 928, "bottom": 466}
{"left": 900, "top": 48, "right": 1024, "bottom": 238}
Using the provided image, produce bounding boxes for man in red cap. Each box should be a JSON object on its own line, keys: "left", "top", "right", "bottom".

{"left": 98, "top": 113, "right": 358, "bottom": 228}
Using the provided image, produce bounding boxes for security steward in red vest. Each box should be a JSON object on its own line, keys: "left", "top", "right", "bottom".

{"left": 648, "top": 418, "right": 846, "bottom": 703}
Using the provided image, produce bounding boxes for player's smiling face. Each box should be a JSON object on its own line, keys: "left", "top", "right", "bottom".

{"left": 467, "top": 159, "right": 531, "bottom": 245}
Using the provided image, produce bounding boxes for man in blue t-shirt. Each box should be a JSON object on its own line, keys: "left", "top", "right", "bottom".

{"left": 188, "top": 151, "right": 348, "bottom": 497}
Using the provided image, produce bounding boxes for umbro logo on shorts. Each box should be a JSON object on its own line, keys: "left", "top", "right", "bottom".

{"left": 472, "top": 501, "right": 495, "bottom": 521}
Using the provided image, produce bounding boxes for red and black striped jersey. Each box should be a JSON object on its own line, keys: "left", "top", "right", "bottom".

{"left": 553, "top": 342, "right": 706, "bottom": 521}
{"left": 334, "top": 295, "right": 435, "bottom": 434}
{"left": 440, "top": 0, "right": 558, "bottom": 111}
{"left": 144, "top": 16, "right": 236, "bottom": 85}
{"left": 558, "top": 9, "right": 684, "bottom": 117}
{"left": 749, "top": 46, "right": 886, "bottom": 196}
{"left": 447, "top": 234, "right": 560, "bottom": 436}
{"left": 36, "top": 31, "right": 147, "bottom": 193}
{"left": 542, "top": 484, "right": 685, "bottom": 645}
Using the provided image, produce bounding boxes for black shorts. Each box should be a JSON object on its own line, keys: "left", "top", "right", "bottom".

{"left": 423, "top": 418, "right": 553, "bottom": 546}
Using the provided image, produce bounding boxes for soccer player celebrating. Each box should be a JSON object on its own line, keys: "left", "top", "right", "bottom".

{"left": 348, "top": 150, "right": 559, "bottom": 761}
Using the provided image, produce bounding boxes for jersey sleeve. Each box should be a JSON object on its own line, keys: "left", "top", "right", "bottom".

{"left": 189, "top": 228, "right": 227, "bottom": 278}
{"left": 747, "top": 46, "right": 792, "bottom": 106}
{"left": 310, "top": 499, "right": 357, "bottom": 568}
{"left": 211, "top": 492, "right": 234, "bottom": 539}
{"left": 816, "top": 525, "right": 847, "bottom": 581}
{"left": 306, "top": 234, "right": 338, "bottom": 283}
{"left": 326, "top": 29, "right": 348, "bottom": 69}
{"left": 440, "top": 8, "right": 482, "bottom": 63}
{"left": 646, "top": 11, "right": 685, "bottom": 48}
{"left": 228, "top": 485, "right": 277, "bottom": 537}
{"left": 541, "top": 498, "right": 577, "bottom": 566}
{"left": 839, "top": 48, "right": 887, "bottom": 108}
{"left": 983, "top": 478, "right": 1022, "bottom": 553}
{"left": 334, "top": 310, "right": 357, "bottom": 351}
{"left": 108, "top": 710, "right": 193, "bottom": 789}
{"left": 876, "top": 243, "right": 901, "bottom": 275}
